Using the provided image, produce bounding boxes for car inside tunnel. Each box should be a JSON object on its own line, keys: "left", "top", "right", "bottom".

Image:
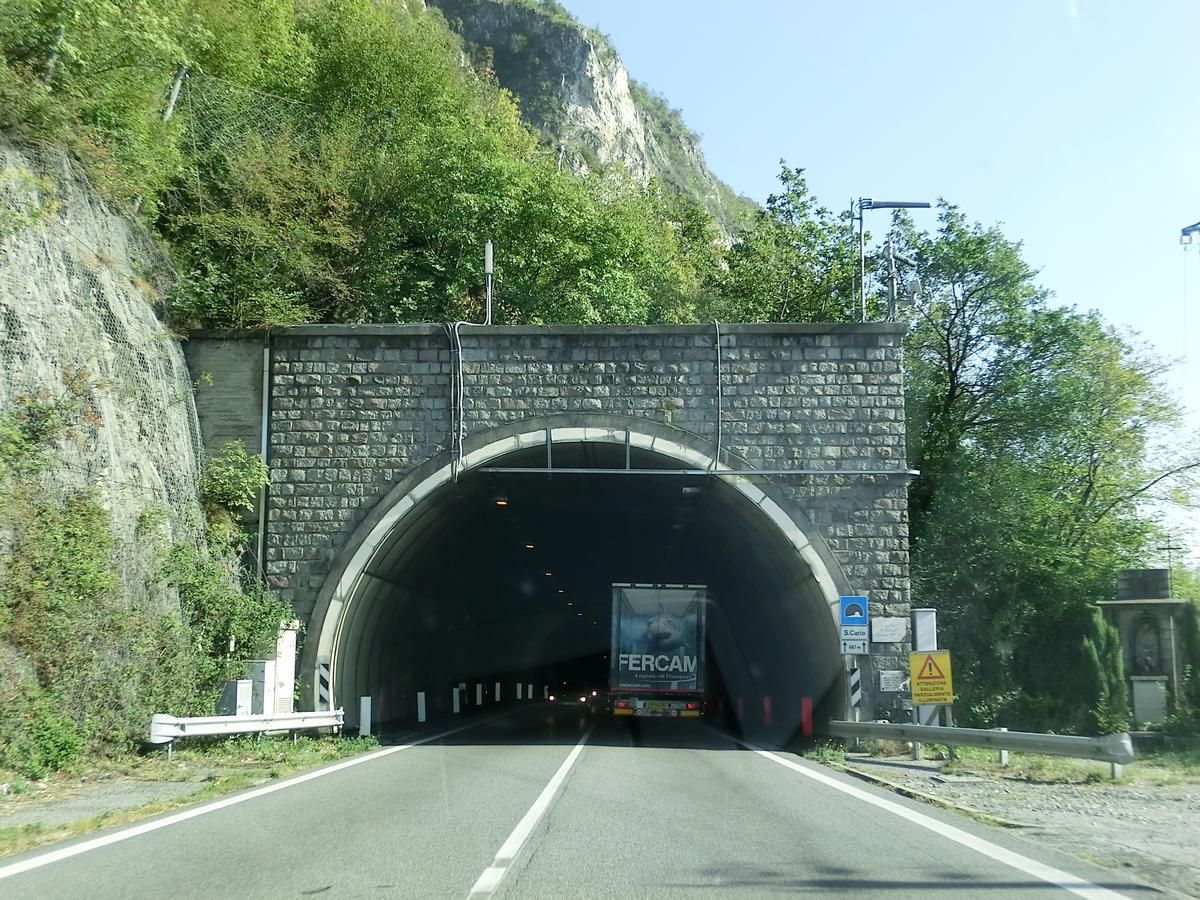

{"left": 328, "top": 440, "right": 848, "bottom": 743}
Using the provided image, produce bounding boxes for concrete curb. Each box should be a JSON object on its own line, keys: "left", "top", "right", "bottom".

{"left": 829, "top": 762, "right": 1042, "bottom": 829}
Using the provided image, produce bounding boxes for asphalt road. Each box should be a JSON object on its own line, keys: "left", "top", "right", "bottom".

{"left": 0, "top": 706, "right": 1162, "bottom": 899}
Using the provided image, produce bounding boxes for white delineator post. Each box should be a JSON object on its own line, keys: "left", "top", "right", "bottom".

{"left": 417, "top": 691, "right": 427, "bottom": 724}
{"left": 517, "top": 683, "right": 523, "bottom": 700}
{"left": 476, "top": 683, "right": 483, "bottom": 706}
{"left": 527, "top": 683, "right": 533, "bottom": 701}
{"left": 359, "top": 696, "right": 372, "bottom": 736}
{"left": 495, "top": 681, "right": 501, "bottom": 702}
{"left": 452, "top": 688, "right": 461, "bottom": 714}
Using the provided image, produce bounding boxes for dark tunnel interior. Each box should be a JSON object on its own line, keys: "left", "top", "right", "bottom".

{"left": 330, "top": 441, "right": 847, "bottom": 743}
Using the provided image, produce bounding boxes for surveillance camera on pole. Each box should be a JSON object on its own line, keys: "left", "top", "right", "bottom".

{"left": 852, "top": 199, "right": 931, "bottom": 322}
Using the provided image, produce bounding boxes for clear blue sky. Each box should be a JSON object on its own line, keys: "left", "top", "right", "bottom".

{"left": 562, "top": 0, "right": 1200, "bottom": 560}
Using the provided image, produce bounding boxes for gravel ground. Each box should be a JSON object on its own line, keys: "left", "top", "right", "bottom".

{"left": 0, "top": 777, "right": 210, "bottom": 830}
{"left": 840, "top": 754, "right": 1200, "bottom": 899}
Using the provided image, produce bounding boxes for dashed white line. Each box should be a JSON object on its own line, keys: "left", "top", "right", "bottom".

{"left": 0, "top": 721, "right": 481, "bottom": 882}
{"left": 741, "top": 740, "right": 1133, "bottom": 900}
{"left": 468, "top": 725, "right": 593, "bottom": 897}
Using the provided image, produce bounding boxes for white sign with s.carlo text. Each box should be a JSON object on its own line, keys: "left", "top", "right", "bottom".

{"left": 872, "top": 617, "right": 907, "bottom": 643}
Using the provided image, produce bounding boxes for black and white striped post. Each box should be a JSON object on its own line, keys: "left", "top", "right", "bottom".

{"left": 317, "top": 660, "right": 332, "bottom": 710}
{"left": 848, "top": 667, "right": 862, "bottom": 750}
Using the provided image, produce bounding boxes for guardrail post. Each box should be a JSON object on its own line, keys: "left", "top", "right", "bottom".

{"left": 944, "top": 705, "right": 956, "bottom": 761}
{"left": 995, "top": 727, "right": 1009, "bottom": 766}
{"left": 1110, "top": 762, "right": 1123, "bottom": 779}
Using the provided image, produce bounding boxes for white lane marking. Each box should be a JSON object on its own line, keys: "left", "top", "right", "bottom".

{"left": 743, "top": 742, "right": 1132, "bottom": 900}
{"left": 468, "top": 725, "right": 593, "bottom": 897}
{"left": 0, "top": 722, "right": 482, "bottom": 882}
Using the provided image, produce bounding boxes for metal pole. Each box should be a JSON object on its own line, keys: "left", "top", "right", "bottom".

{"left": 886, "top": 238, "right": 898, "bottom": 322}
{"left": 859, "top": 202, "right": 867, "bottom": 323}
{"left": 43, "top": 26, "right": 65, "bottom": 85}
{"left": 484, "top": 240, "right": 494, "bottom": 326}
{"left": 162, "top": 65, "right": 189, "bottom": 121}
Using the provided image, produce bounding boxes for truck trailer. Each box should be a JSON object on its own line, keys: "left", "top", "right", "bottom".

{"left": 609, "top": 583, "right": 706, "bottom": 718}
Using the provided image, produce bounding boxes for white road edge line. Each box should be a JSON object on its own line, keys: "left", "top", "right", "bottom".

{"left": 0, "top": 721, "right": 483, "bottom": 882}
{"left": 468, "top": 725, "right": 593, "bottom": 897}
{"left": 742, "top": 741, "right": 1132, "bottom": 900}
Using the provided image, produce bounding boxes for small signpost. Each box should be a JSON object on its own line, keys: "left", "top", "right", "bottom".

{"left": 839, "top": 596, "right": 870, "bottom": 656}
{"left": 909, "top": 650, "right": 953, "bottom": 705}
{"left": 879, "top": 670, "right": 906, "bottom": 692}
{"left": 840, "top": 596, "right": 870, "bottom": 741}
{"left": 871, "top": 617, "right": 907, "bottom": 643}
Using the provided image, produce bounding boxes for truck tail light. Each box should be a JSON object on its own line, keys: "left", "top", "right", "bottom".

{"left": 685, "top": 702, "right": 696, "bottom": 710}
{"left": 616, "top": 700, "right": 629, "bottom": 709}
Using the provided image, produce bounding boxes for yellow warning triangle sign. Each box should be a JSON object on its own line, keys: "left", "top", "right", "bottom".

{"left": 916, "top": 654, "right": 946, "bottom": 681}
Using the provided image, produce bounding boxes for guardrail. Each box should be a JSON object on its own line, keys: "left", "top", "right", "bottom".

{"left": 149, "top": 709, "right": 344, "bottom": 752}
{"left": 826, "top": 720, "right": 1135, "bottom": 768}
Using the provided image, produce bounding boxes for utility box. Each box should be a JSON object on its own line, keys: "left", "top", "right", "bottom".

{"left": 216, "top": 678, "right": 252, "bottom": 716}
{"left": 246, "top": 660, "right": 277, "bottom": 715}
{"left": 274, "top": 623, "right": 298, "bottom": 714}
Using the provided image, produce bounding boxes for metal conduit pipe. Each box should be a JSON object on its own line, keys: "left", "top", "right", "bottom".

{"left": 712, "top": 320, "right": 723, "bottom": 471}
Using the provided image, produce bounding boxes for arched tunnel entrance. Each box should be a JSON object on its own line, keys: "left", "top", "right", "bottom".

{"left": 310, "top": 427, "right": 851, "bottom": 743}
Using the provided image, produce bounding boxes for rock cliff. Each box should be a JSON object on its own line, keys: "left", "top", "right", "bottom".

{"left": 429, "top": 0, "right": 754, "bottom": 236}
{"left": 0, "top": 142, "right": 205, "bottom": 583}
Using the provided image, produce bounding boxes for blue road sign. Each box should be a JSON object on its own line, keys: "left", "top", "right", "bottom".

{"left": 840, "top": 595, "right": 870, "bottom": 626}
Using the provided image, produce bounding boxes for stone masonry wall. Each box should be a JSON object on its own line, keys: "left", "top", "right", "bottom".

{"left": 250, "top": 324, "right": 910, "bottom": 636}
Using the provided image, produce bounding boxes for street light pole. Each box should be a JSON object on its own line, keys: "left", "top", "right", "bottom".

{"left": 853, "top": 199, "right": 931, "bottom": 322}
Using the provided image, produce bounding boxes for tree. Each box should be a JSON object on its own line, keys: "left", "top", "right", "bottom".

{"left": 712, "top": 164, "right": 857, "bottom": 323}
{"left": 899, "top": 205, "right": 1198, "bottom": 730}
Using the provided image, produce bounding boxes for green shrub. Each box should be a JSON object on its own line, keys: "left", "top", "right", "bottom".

{"left": 200, "top": 440, "right": 268, "bottom": 513}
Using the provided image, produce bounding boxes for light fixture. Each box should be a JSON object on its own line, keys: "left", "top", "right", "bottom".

{"left": 852, "top": 198, "right": 931, "bottom": 322}
{"left": 494, "top": 498, "right": 508, "bottom": 507}
{"left": 558, "top": 588, "right": 565, "bottom": 593}
{"left": 544, "top": 570, "right": 552, "bottom": 577}
{"left": 524, "top": 543, "right": 535, "bottom": 550}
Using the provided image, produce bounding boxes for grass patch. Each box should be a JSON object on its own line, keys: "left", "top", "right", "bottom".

{"left": 0, "top": 735, "right": 379, "bottom": 859}
{"left": 804, "top": 740, "right": 847, "bottom": 765}
{"left": 933, "top": 743, "right": 1200, "bottom": 786}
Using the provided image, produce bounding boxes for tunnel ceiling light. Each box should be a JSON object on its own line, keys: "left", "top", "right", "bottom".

{"left": 558, "top": 588, "right": 566, "bottom": 593}
{"left": 567, "top": 601, "right": 573, "bottom": 606}
{"left": 524, "top": 543, "right": 535, "bottom": 550}
{"left": 543, "top": 570, "right": 552, "bottom": 576}
{"left": 494, "top": 498, "right": 509, "bottom": 507}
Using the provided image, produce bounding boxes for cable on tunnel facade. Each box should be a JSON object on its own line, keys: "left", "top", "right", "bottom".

{"left": 712, "top": 320, "right": 723, "bottom": 472}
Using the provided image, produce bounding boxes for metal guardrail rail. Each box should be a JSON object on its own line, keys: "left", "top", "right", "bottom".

{"left": 149, "top": 709, "right": 344, "bottom": 746}
{"left": 826, "top": 720, "right": 1135, "bottom": 765}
